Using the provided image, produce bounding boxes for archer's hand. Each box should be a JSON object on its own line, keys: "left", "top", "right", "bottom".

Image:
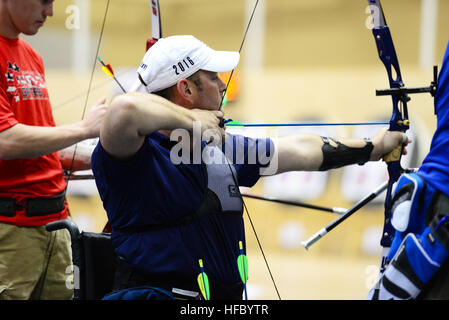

{"left": 370, "top": 127, "right": 411, "bottom": 161}
{"left": 81, "top": 97, "right": 108, "bottom": 139}
{"left": 190, "top": 109, "right": 225, "bottom": 145}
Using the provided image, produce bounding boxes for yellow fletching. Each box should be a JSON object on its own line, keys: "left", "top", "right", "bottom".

{"left": 101, "top": 66, "right": 114, "bottom": 78}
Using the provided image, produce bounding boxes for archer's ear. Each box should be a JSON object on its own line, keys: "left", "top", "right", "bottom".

{"left": 175, "top": 79, "right": 194, "bottom": 104}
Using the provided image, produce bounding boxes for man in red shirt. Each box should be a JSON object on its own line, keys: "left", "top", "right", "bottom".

{"left": 0, "top": 0, "right": 107, "bottom": 299}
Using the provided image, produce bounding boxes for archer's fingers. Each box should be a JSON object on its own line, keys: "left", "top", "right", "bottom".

{"left": 400, "top": 132, "right": 411, "bottom": 145}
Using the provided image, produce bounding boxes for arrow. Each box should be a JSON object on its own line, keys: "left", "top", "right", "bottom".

{"left": 237, "top": 241, "right": 249, "bottom": 300}
{"left": 242, "top": 193, "right": 347, "bottom": 214}
{"left": 197, "top": 259, "right": 210, "bottom": 300}
{"left": 301, "top": 180, "right": 389, "bottom": 250}
{"left": 298, "top": 167, "right": 415, "bottom": 250}
{"left": 223, "top": 119, "right": 389, "bottom": 128}
{"left": 97, "top": 57, "right": 127, "bottom": 93}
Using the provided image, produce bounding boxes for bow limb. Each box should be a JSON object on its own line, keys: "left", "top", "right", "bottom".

{"left": 65, "top": 0, "right": 111, "bottom": 182}
{"left": 100, "top": 0, "right": 159, "bottom": 233}
{"left": 150, "top": 0, "right": 162, "bottom": 42}
{"left": 127, "top": 0, "right": 162, "bottom": 93}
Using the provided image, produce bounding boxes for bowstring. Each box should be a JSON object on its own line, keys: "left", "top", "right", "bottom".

{"left": 223, "top": 0, "right": 282, "bottom": 300}
{"left": 224, "top": 155, "right": 282, "bottom": 300}
{"left": 65, "top": 0, "right": 110, "bottom": 187}
{"left": 221, "top": 0, "right": 260, "bottom": 106}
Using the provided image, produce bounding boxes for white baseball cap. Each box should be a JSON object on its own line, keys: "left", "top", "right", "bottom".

{"left": 137, "top": 35, "right": 240, "bottom": 93}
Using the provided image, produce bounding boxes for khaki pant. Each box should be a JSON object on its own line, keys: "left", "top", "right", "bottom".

{"left": 0, "top": 222, "right": 73, "bottom": 300}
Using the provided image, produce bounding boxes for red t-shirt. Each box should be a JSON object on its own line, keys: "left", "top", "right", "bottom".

{"left": 0, "top": 35, "right": 68, "bottom": 227}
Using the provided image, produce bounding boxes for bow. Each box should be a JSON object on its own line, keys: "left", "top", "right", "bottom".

{"left": 295, "top": 1, "right": 437, "bottom": 259}
{"left": 368, "top": 0, "right": 409, "bottom": 260}
{"left": 129, "top": 0, "right": 162, "bottom": 93}
{"left": 98, "top": 0, "right": 161, "bottom": 233}
{"left": 67, "top": 0, "right": 160, "bottom": 182}
{"left": 65, "top": 0, "right": 160, "bottom": 178}
{"left": 367, "top": 0, "right": 437, "bottom": 274}
{"left": 149, "top": 0, "right": 162, "bottom": 46}
{"left": 64, "top": 0, "right": 111, "bottom": 182}
{"left": 302, "top": 0, "right": 437, "bottom": 268}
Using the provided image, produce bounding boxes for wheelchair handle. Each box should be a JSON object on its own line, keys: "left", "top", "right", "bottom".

{"left": 46, "top": 218, "right": 83, "bottom": 300}
{"left": 46, "top": 219, "right": 80, "bottom": 241}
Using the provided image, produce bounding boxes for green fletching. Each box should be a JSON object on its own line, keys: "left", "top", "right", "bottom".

{"left": 225, "top": 120, "right": 243, "bottom": 127}
{"left": 237, "top": 254, "right": 249, "bottom": 283}
{"left": 197, "top": 272, "right": 210, "bottom": 300}
{"left": 221, "top": 93, "right": 228, "bottom": 108}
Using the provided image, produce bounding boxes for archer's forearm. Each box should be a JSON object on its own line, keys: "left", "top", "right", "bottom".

{"left": 274, "top": 134, "right": 324, "bottom": 173}
{"left": 275, "top": 134, "right": 374, "bottom": 174}
{"left": 100, "top": 93, "right": 196, "bottom": 159}
{"left": 129, "top": 92, "right": 196, "bottom": 135}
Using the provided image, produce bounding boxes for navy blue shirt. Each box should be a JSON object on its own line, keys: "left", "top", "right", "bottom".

{"left": 418, "top": 41, "right": 449, "bottom": 197}
{"left": 91, "top": 132, "right": 274, "bottom": 284}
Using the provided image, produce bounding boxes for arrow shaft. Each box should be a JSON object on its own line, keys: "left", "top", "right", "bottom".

{"left": 200, "top": 271, "right": 208, "bottom": 299}
{"left": 112, "top": 76, "right": 127, "bottom": 93}
{"left": 325, "top": 181, "right": 388, "bottom": 233}
{"left": 242, "top": 193, "right": 346, "bottom": 214}
{"left": 302, "top": 180, "right": 388, "bottom": 249}
{"left": 226, "top": 122, "right": 388, "bottom": 127}
{"left": 244, "top": 284, "right": 248, "bottom": 300}
{"left": 98, "top": 57, "right": 127, "bottom": 93}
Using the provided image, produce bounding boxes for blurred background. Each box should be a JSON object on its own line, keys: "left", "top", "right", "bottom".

{"left": 25, "top": 0, "right": 448, "bottom": 299}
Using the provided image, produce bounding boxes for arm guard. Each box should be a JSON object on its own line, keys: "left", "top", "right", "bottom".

{"left": 318, "top": 136, "right": 373, "bottom": 171}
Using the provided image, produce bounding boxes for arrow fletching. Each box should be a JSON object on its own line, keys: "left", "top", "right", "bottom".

{"left": 197, "top": 259, "right": 210, "bottom": 300}
{"left": 101, "top": 65, "right": 114, "bottom": 78}
{"left": 237, "top": 241, "right": 249, "bottom": 284}
{"left": 197, "top": 273, "right": 210, "bottom": 300}
{"left": 97, "top": 57, "right": 114, "bottom": 78}
{"left": 97, "top": 57, "right": 127, "bottom": 93}
{"left": 221, "top": 93, "right": 228, "bottom": 108}
{"left": 225, "top": 120, "right": 244, "bottom": 127}
{"left": 105, "top": 63, "right": 114, "bottom": 75}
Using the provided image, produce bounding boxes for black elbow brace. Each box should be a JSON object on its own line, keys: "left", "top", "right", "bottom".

{"left": 318, "top": 136, "right": 373, "bottom": 171}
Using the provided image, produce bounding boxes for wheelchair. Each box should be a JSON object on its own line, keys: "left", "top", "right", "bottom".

{"left": 45, "top": 219, "right": 116, "bottom": 300}
{"left": 46, "top": 219, "right": 449, "bottom": 300}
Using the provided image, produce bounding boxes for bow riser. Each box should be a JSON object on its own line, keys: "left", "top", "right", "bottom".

{"left": 372, "top": 27, "right": 410, "bottom": 132}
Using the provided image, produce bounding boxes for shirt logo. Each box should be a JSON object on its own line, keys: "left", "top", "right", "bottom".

{"left": 228, "top": 185, "right": 240, "bottom": 198}
{"left": 4, "top": 61, "right": 48, "bottom": 103}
